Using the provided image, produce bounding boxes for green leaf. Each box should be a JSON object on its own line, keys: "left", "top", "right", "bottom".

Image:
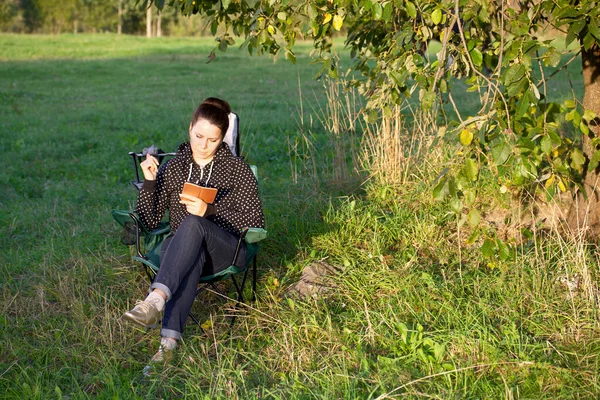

{"left": 449, "top": 196, "right": 463, "bottom": 213}
{"left": 590, "top": 18, "right": 600, "bottom": 41}
{"left": 559, "top": 8, "right": 581, "bottom": 20}
{"left": 439, "top": 78, "right": 447, "bottom": 93}
{"left": 565, "top": 109, "right": 574, "bottom": 121}
{"left": 367, "top": 109, "right": 379, "bottom": 124}
{"left": 567, "top": 18, "right": 586, "bottom": 36}
{"left": 583, "top": 32, "right": 596, "bottom": 51}
{"left": 588, "top": 150, "right": 600, "bottom": 172}
{"left": 372, "top": 3, "right": 383, "bottom": 20}
{"left": 432, "top": 9, "right": 442, "bottom": 25}
{"left": 583, "top": 109, "right": 597, "bottom": 122}
{"left": 390, "top": 71, "right": 407, "bottom": 87}
{"left": 287, "top": 297, "right": 295, "bottom": 311}
{"left": 516, "top": 91, "right": 531, "bottom": 118}
{"left": 497, "top": 239, "right": 510, "bottom": 261}
{"left": 433, "top": 342, "right": 445, "bottom": 362}
{"left": 571, "top": 148, "right": 586, "bottom": 169}
{"left": 222, "top": 0, "right": 232, "bottom": 9}
{"left": 285, "top": 49, "right": 296, "bottom": 64}
{"left": 382, "top": 2, "right": 393, "bottom": 22}
{"left": 468, "top": 208, "right": 481, "bottom": 227}
{"left": 572, "top": 110, "right": 581, "bottom": 127}
{"left": 491, "top": 141, "right": 511, "bottom": 166}
{"left": 421, "top": 90, "right": 436, "bottom": 110}
{"left": 465, "top": 158, "right": 479, "bottom": 181}
{"left": 507, "top": 78, "right": 528, "bottom": 98}
{"left": 433, "top": 177, "right": 449, "bottom": 201}
{"left": 504, "top": 64, "right": 526, "bottom": 85}
{"left": 540, "top": 135, "right": 553, "bottom": 155}
{"left": 566, "top": 30, "right": 577, "bottom": 48}
{"left": 405, "top": 1, "right": 417, "bottom": 18}
{"left": 543, "top": 47, "right": 562, "bottom": 68}
{"left": 481, "top": 238, "right": 495, "bottom": 257}
{"left": 463, "top": 189, "right": 476, "bottom": 206}
{"left": 470, "top": 48, "right": 483, "bottom": 68}
{"left": 580, "top": 120, "right": 590, "bottom": 135}
{"left": 564, "top": 99, "right": 576, "bottom": 108}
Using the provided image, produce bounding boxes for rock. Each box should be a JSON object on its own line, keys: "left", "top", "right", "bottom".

{"left": 285, "top": 260, "right": 340, "bottom": 298}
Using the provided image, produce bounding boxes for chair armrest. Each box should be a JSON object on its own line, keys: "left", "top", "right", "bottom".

{"left": 242, "top": 228, "right": 268, "bottom": 244}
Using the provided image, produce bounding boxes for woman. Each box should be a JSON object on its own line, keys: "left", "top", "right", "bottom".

{"left": 123, "top": 98, "right": 265, "bottom": 368}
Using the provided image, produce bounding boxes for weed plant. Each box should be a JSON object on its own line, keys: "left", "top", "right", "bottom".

{"left": 1, "top": 34, "right": 599, "bottom": 399}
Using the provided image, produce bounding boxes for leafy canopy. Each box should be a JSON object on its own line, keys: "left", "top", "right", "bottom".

{"left": 154, "top": 0, "right": 599, "bottom": 206}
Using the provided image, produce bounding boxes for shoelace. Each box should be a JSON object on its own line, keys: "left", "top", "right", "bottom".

{"left": 133, "top": 300, "right": 155, "bottom": 315}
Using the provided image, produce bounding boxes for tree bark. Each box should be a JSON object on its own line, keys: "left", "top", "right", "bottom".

{"left": 156, "top": 13, "right": 162, "bottom": 37}
{"left": 146, "top": 6, "right": 152, "bottom": 37}
{"left": 117, "top": 0, "right": 122, "bottom": 35}
{"left": 566, "top": 43, "right": 600, "bottom": 238}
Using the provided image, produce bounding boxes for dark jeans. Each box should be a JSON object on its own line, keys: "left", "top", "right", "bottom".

{"left": 150, "top": 215, "right": 246, "bottom": 340}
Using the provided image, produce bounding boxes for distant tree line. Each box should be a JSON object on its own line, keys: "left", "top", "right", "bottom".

{"left": 0, "top": 0, "right": 212, "bottom": 36}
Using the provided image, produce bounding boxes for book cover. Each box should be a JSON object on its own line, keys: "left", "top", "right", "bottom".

{"left": 181, "top": 182, "right": 218, "bottom": 203}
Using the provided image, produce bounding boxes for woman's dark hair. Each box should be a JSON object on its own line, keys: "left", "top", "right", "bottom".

{"left": 190, "top": 97, "right": 231, "bottom": 137}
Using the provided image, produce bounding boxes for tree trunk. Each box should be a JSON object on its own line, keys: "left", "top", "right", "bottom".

{"left": 156, "top": 13, "right": 162, "bottom": 37}
{"left": 117, "top": 0, "right": 122, "bottom": 35}
{"left": 146, "top": 6, "right": 152, "bottom": 37}
{"left": 566, "top": 43, "right": 600, "bottom": 238}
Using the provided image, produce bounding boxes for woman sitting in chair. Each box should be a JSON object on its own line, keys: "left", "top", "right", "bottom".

{"left": 123, "top": 97, "right": 265, "bottom": 368}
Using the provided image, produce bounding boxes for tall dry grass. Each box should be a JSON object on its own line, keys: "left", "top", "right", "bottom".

{"left": 360, "top": 104, "right": 443, "bottom": 188}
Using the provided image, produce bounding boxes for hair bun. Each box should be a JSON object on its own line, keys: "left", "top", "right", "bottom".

{"left": 201, "top": 97, "right": 232, "bottom": 114}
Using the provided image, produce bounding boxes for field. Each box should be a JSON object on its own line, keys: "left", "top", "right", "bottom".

{"left": 1, "top": 33, "right": 599, "bottom": 399}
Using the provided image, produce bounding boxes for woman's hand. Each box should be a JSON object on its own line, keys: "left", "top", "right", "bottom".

{"left": 179, "top": 193, "right": 208, "bottom": 216}
{"left": 140, "top": 154, "right": 159, "bottom": 181}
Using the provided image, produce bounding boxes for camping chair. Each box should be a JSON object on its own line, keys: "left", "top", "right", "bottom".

{"left": 112, "top": 112, "right": 267, "bottom": 327}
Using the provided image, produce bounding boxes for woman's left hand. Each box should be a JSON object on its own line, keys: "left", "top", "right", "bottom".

{"left": 179, "top": 194, "right": 208, "bottom": 216}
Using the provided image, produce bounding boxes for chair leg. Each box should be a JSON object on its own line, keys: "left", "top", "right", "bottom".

{"left": 230, "top": 275, "right": 244, "bottom": 304}
{"left": 190, "top": 283, "right": 229, "bottom": 329}
{"left": 189, "top": 311, "right": 202, "bottom": 328}
{"left": 144, "top": 265, "right": 155, "bottom": 284}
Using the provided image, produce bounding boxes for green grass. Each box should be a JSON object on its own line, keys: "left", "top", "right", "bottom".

{"left": 2, "top": 33, "right": 600, "bottom": 399}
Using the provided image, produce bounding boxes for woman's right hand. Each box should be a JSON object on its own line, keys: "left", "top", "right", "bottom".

{"left": 140, "top": 154, "right": 159, "bottom": 181}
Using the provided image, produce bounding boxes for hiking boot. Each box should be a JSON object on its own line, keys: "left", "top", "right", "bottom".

{"left": 123, "top": 300, "right": 161, "bottom": 328}
{"left": 143, "top": 337, "right": 177, "bottom": 377}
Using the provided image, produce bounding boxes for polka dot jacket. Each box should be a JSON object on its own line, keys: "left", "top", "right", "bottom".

{"left": 135, "top": 141, "right": 265, "bottom": 237}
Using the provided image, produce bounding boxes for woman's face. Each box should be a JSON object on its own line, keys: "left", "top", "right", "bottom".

{"left": 189, "top": 118, "right": 223, "bottom": 163}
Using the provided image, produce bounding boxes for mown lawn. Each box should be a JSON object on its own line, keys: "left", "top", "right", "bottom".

{"left": 1, "top": 33, "right": 599, "bottom": 399}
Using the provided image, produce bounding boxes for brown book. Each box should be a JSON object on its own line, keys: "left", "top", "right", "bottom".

{"left": 181, "top": 182, "right": 218, "bottom": 204}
